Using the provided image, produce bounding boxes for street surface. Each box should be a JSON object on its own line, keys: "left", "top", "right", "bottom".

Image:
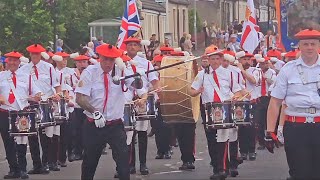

{"left": 0, "top": 121, "right": 289, "bottom": 180}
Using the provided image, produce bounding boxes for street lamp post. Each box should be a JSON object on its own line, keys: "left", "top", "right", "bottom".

{"left": 267, "top": 0, "right": 270, "bottom": 30}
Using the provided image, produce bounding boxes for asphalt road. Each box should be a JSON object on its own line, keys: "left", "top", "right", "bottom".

{"left": 0, "top": 121, "right": 289, "bottom": 180}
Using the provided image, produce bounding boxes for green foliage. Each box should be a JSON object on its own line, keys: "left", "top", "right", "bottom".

{"left": 0, "top": 0, "right": 124, "bottom": 54}
{"left": 188, "top": 9, "right": 202, "bottom": 34}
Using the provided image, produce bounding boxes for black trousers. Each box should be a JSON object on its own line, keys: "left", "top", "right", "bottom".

{"left": 204, "top": 128, "right": 228, "bottom": 173}
{"left": 255, "top": 97, "right": 270, "bottom": 146}
{"left": 129, "top": 130, "right": 148, "bottom": 167}
{"left": 228, "top": 140, "right": 240, "bottom": 169}
{"left": 172, "top": 123, "right": 196, "bottom": 163}
{"left": 238, "top": 104, "right": 256, "bottom": 154}
{"left": 81, "top": 120, "right": 129, "bottom": 180}
{"left": 0, "top": 111, "right": 19, "bottom": 173}
{"left": 154, "top": 103, "right": 171, "bottom": 155}
{"left": 284, "top": 122, "right": 320, "bottom": 179}
{"left": 72, "top": 108, "right": 86, "bottom": 156}
{"left": 16, "top": 144, "right": 27, "bottom": 172}
{"left": 58, "top": 121, "right": 72, "bottom": 162}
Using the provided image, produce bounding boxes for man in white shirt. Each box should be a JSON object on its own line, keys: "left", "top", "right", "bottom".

{"left": 124, "top": 37, "right": 160, "bottom": 175}
{"left": 267, "top": 29, "right": 320, "bottom": 179}
{"left": 254, "top": 56, "right": 276, "bottom": 150}
{"left": 235, "top": 51, "right": 261, "bottom": 161}
{"left": 19, "top": 44, "right": 61, "bottom": 175}
{"left": 75, "top": 44, "right": 141, "bottom": 180}
{"left": 190, "top": 48, "right": 242, "bottom": 180}
{"left": 0, "top": 51, "right": 41, "bottom": 179}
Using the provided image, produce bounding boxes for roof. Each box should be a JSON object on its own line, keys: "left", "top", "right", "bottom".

{"left": 88, "top": 18, "right": 121, "bottom": 27}
{"left": 169, "top": 0, "right": 190, "bottom": 5}
{"left": 141, "top": 0, "right": 166, "bottom": 13}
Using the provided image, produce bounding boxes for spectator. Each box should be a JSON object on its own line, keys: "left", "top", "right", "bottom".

{"left": 226, "top": 34, "right": 241, "bottom": 52}
{"left": 147, "top": 34, "right": 159, "bottom": 60}
{"left": 56, "top": 39, "right": 63, "bottom": 52}
{"left": 203, "top": 20, "right": 210, "bottom": 47}
{"left": 86, "top": 41, "right": 98, "bottom": 58}
{"left": 180, "top": 32, "right": 187, "bottom": 51}
{"left": 183, "top": 34, "right": 193, "bottom": 54}
{"left": 0, "top": 62, "right": 3, "bottom": 72}
{"left": 164, "top": 38, "right": 171, "bottom": 46}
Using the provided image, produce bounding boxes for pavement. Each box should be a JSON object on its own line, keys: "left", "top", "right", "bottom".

{"left": 0, "top": 121, "right": 289, "bottom": 180}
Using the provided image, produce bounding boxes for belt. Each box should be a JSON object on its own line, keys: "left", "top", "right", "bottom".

{"left": 0, "top": 108, "right": 8, "bottom": 113}
{"left": 288, "top": 107, "right": 319, "bottom": 114}
{"left": 87, "top": 117, "right": 123, "bottom": 126}
{"left": 285, "top": 115, "right": 320, "bottom": 123}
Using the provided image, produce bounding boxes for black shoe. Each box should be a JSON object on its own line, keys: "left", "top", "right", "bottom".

{"left": 49, "top": 163, "right": 60, "bottom": 171}
{"left": 73, "top": 154, "right": 82, "bottom": 161}
{"left": 229, "top": 168, "right": 239, "bottom": 177}
{"left": 155, "top": 154, "right": 164, "bottom": 159}
{"left": 186, "top": 162, "right": 195, "bottom": 169}
{"left": 58, "top": 161, "right": 67, "bottom": 167}
{"left": 179, "top": 163, "right": 189, "bottom": 171}
{"left": 257, "top": 145, "right": 265, "bottom": 150}
{"left": 27, "top": 168, "right": 42, "bottom": 175}
{"left": 68, "top": 153, "right": 76, "bottom": 162}
{"left": 219, "top": 171, "right": 227, "bottom": 178}
{"left": 240, "top": 153, "right": 248, "bottom": 160}
{"left": 140, "top": 163, "right": 149, "bottom": 175}
{"left": 3, "top": 171, "right": 20, "bottom": 179}
{"left": 114, "top": 172, "right": 119, "bottom": 178}
{"left": 164, "top": 152, "right": 171, "bottom": 159}
{"left": 41, "top": 164, "right": 50, "bottom": 174}
{"left": 130, "top": 167, "right": 136, "bottom": 174}
{"left": 249, "top": 152, "right": 256, "bottom": 161}
{"left": 210, "top": 172, "right": 225, "bottom": 180}
{"left": 147, "top": 130, "right": 155, "bottom": 137}
{"left": 20, "top": 172, "right": 29, "bottom": 179}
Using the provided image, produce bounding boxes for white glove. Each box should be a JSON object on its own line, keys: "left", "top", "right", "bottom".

{"left": 112, "top": 76, "right": 121, "bottom": 85}
{"left": 136, "top": 68, "right": 146, "bottom": 77}
{"left": 277, "top": 125, "right": 284, "bottom": 144}
{"left": 93, "top": 111, "right": 106, "bottom": 128}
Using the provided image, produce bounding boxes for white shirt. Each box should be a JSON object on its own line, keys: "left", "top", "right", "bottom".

{"left": 240, "top": 67, "right": 261, "bottom": 100}
{"left": 133, "top": 55, "right": 158, "bottom": 89}
{"left": 55, "top": 67, "right": 76, "bottom": 90}
{"left": 226, "top": 65, "right": 242, "bottom": 92}
{"left": 274, "top": 60, "right": 285, "bottom": 72}
{"left": 123, "top": 65, "right": 147, "bottom": 102}
{"left": 256, "top": 68, "right": 276, "bottom": 97}
{"left": 271, "top": 56, "right": 320, "bottom": 117}
{"left": 19, "top": 60, "right": 60, "bottom": 99}
{"left": 0, "top": 70, "right": 41, "bottom": 111}
{"left": 192, "top": 66, "right": 241, "bottom": 104}
{"left": 75, "top": 63, "right": 135, "bottom": 121}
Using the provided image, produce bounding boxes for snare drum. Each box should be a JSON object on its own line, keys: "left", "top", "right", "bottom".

{"left": 9, "top": 109, "right": 37, "bottom": 136}
{"left": 204, "top": 101, "right": 234, "bottom": 129}
{"left": 135, "top": 94, "right": 157, "bottom": 121}
{"left": 124, "top": 103, "right": 136, "bottom": 131}
{"left": 38, "top": 100, "right": 55, "bottom": 128}
{"left": 53, "top": 98, "right": 69, "bottom": 125}
{"left": 231, "top": 101, "right": 252, "bottom": 126}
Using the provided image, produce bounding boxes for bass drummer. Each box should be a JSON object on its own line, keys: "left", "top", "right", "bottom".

{"left": 190, "top": 47, "right": 242, "bottom": 180}
{"left": 0, "top": 51, "right": 41, "bottom": 179}
{"left": 124, "top": 37, "right": 160, "bottom": 175}
{"left": 19, "top": 44, "right": 61, "bottom": 175}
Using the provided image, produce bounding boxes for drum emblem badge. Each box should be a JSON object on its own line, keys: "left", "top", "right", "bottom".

{"left": 15, "top": 116, "right": 30, "bottom": 132}
{"left": 212, "top": 107, "right": 223, "bottom": 122}
{"left": 235, "top": 106, "right": 244, "bottom": 120}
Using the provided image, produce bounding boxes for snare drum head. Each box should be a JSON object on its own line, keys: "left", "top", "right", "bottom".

{"left": 234, "top": 106, "right": 244, "bottom": 120}
{"left": 16, "top": 116, "right": 31, "bottom": 132}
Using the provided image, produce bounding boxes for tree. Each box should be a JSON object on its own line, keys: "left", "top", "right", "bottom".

{"left": 188, "top": 9, "right": 202, "bottom": 34}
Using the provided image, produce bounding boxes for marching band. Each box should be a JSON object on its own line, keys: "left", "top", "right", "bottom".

{"left": 0, "top": 28, "right": 319, "bottom": 180}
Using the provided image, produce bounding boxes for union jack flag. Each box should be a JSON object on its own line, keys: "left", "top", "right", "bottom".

{"left": 117, "top": 0, "right": 141, "bottom": 50}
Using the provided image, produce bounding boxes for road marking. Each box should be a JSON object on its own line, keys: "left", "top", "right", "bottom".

{"left": 153, "top": 170, "right": 182, "bottom": 175}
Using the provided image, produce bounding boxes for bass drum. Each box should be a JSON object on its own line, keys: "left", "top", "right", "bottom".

{"left": 159, "top": 56, "right": 200, "bottom": 124}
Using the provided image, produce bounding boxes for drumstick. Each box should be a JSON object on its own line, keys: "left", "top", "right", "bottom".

{"left": 148, "top": 85, "right": 168, "bottom": 94}
{"left": 237, "top": 89, "right": 254, "bottom": 101}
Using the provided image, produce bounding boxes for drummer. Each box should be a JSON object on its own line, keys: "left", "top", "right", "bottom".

{"left": 0, "top": 51, "right": 41, "bottom": 179}
{"left": 114, "top": 52, "right": 148, "bottom": 178}
{"left": 190, "top": 47, "right": 242, "bottom": 180}
{"left": 124, "top": 37, "right": 160, "bottom": 175}
{"left": 52, "top": 51, "right": 77, "bottom": 169}
{"left": 69, "top": 54, "right": 90, "bottom": 162}
{"left": 75, "top": 44, "right": 142, "bottom": 180}
{"left": 235, "top": 51, "right": 261, "bottom": 161}
{"left": 19, "top": 44, "right": 61, "bottom": 175}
